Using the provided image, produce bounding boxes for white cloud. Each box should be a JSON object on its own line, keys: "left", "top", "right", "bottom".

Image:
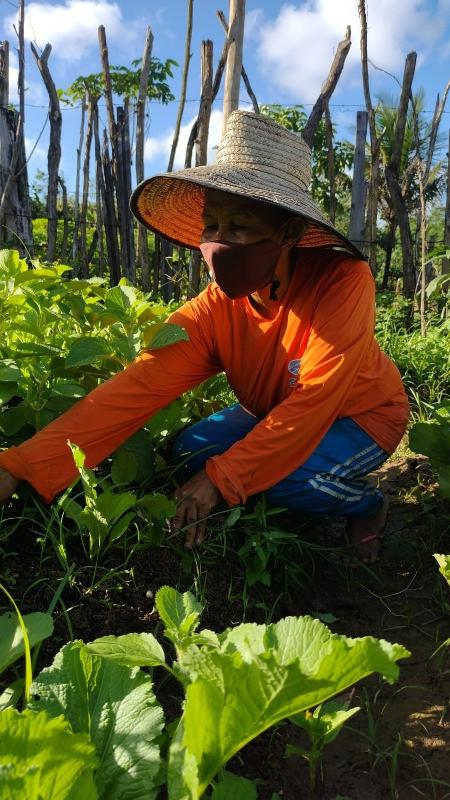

{"left": 3, "top": 0, "right": 140, "bottom": 62}
{"left": 250, "top": 0, "right": 447, "bottom": 102}
{"left": 25, "top": 136, "right": 47, "bottom": 162}
{"left": 8, "top": 53, "right": 46, "bottom": 106}
{"left": 144, "top": 109, "right": 225, "bottom": 171}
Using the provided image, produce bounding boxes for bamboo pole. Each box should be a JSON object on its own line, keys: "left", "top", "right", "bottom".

{"left": 349, "top": 110, "right": 368, "bottom": 252}
{"left": 135, "top": 26, "right": 154, "bottom": 290}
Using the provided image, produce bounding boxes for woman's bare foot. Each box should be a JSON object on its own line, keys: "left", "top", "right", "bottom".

{"left": 0, "top": 467, "right": 19, "bottom": 505}
{"left": 345, "top": 497, "right": 389, "bottom": 563}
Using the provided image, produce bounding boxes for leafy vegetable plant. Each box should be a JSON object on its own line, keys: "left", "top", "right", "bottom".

{"left": 409, "top": 402, "right": 450, "bottom": 497}
{"left": 0, "top": 586, "right": 410, "bottom": 798}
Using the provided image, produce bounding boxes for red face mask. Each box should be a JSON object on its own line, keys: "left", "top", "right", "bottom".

{"left": 199, "top": 236, "right": 284, "bottom": 299}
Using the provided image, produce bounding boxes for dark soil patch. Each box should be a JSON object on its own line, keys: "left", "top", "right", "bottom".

{"left": 1, "top": 453, "right": 449, "bottom": 799}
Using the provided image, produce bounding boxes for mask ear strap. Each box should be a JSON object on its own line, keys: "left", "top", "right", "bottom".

{"left": 269, "top": 280, "right": 280, "bottom": 300}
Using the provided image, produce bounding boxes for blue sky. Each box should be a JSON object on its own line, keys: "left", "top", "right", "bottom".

{"left": 1, "top": 0, "right": 449, "bottom": 199}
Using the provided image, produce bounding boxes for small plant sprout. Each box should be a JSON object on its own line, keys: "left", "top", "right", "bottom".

{"left": 286, "top": 699, "right": 360, "bottom": 795}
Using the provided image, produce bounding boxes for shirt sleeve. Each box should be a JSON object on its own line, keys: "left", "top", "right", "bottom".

{"left": 205, "top": 261, "right": 376, "bottom": 505}
{"left": 0, "top": 298, "right": 219, "bottom": 502}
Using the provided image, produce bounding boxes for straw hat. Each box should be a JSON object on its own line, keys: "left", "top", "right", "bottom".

{"left": 130, "top": 110, "right": 361, "bottom": 257}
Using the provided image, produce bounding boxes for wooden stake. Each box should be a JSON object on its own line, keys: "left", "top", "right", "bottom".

{"left": 167, "top": 0, "right": 194, "bottom": 172}
{"left": 222, "top": 0, "right": 246, "bottom": 134}
{"left": 0, "top": 41, "right": 9, "bottom": 107}
{"left": 302, "top": 26, "right": 351, "bottom": 148}
{"left": 30, "top": 42, "right": 62, "bottom": 263}
{"left": 217, "top": 9, "right": 258, "bottom": 113}
{"left": 135, "top": 26, "right": 154, "bottom": 290}
{"left": 349, "top": 110, "right": 368, "bottom": 252}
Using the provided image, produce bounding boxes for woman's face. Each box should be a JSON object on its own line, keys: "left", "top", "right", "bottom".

{"left": 200, "top": 190, "right": 288, "bottom": 245}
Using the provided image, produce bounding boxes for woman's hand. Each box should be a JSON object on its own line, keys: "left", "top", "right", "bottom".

{"left": 0, "top": 467, "right": 19, "bottom": 505}
{"left": 171, "top": 470, "right": 221, "bottom": 549}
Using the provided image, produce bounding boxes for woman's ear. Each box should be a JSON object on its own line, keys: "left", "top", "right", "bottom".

{"left": 283, "top": 216, "right": 307, "bottom": 247}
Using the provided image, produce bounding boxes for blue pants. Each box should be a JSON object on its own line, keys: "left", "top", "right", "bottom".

{"left": 173, "top": 404, "right": 388, "bottom": 519}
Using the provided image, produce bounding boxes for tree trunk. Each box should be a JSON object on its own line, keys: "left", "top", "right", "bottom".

{"left": 381, "top": 219, "right": 396, "bottom": 290}
{"left": 72, "top": 95, "right": 86, "bottom": 264}
{"left": 443, "top": 130, "right": 450, "bottom": 277}
{"left": 349, "top": 111, "right": 368, "bottom": 253}
{"left": 188, "top": 39, "right": 214, "bottom": 298}
{"left": 79, "top": 95, "right": 94, "bottom": 276}
{"left": 17, "top": 0, "right": 33, "bottom": 255}
{"left": 324, "top": 101, "right": 336, "bottom": 224}
{"left": 357, "top": 2, "right": 380, "bottom": 274}
{"left": 117, "top": 101, "right": 135, "bottom": 282}
{"left": 31, "top": 42, "right": 62, "bottom": 263}
{"left": 101, "top": 128, "right": 121, "bottom": 286}
{"left": 222, "top": 0, "right": 246, "bottom": 134}
{"left": 135, "top": 26, "right": 154, "bottom": 290}
{"left": 385, "top": 51, "right": 417, "bottom": 302}
{"left": 98, "top": 25, "right": 126, "bottom": 278}
{"left": 0, "top": 38, "right": 33, "bottom": 254}
{"left": 303, "top": 25, "right": 351, "bottom": 147}
{"left": 58, "top": 176, "right": 69, "bottom": 261}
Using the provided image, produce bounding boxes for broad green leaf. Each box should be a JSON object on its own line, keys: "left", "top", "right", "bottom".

{"left": 0, "top": 382, "right": 18, "bottom": 404}
{"left": 0, "top": 405, "right": 27, "bottom": 435}
{"left": 434, "top": 554, "right": 450, "bottom": 586}
{"left": 30, "top": 642, "right": 164, "bottom": 800}
{"left": 15, "top": 342, "right": 62, "bottom": 356}
{"left": 109, "top": 512, "right": 136, "bottom": 544}
{"left": 115, "top": 429, "right": 154, "bottom": 484}
{"left": 212, "top": 771, "right": 258, "bottom": 800}
{"left": 111, "top": 450, "right": 138, "bottom": 486}
{"left": 105, "top": 284, "right": 137, "bottom": 310}
{"left": 0, "top": 362, "right": 21, "bottom": 382}
{"left": 68, "top": 442, "right": 98, "bottom": 501}
{"left": 0, "top": 708, "right": 98, "bottom": 800}
{"left": 156, "top": 587, "right": 203, "bottom": 639}
{"left": 0, "top": 611, "right": 54, "bottom": 675}
{"left": 144, "top": 322, "right": 189, "bottom": 350}
{"left": 168, "top": 616, "right": 410, "bottom": 797}
{"left": 410, "top": 421, "right": 450, "bottom": 462}
{"left": 65, "top": 338, "right": 112, "bottom": 368}
{"left": 95, "top": 490, "right": 136, "bottom": 523}
{"left": 138, "top": 493, "right": 176, "bottom": 520}
{"left": 53, "top": 383, "right": 87, "bottom": 399}
{"left": 86, "top": 632, "right": 166, "bottom": 668}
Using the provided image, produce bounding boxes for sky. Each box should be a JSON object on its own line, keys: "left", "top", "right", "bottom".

{"left": 1, "top": 0, "right": 450, "bottom": 200}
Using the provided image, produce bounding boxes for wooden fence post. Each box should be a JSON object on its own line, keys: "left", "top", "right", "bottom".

{"left": 222, "top": 0, "right": 246, "bottom": 134}
{"left": 349, "top": 110, "right": 368, "bottom": 253}
{"left": 30, "top": 42, "right": 62, "bottom": 264}
{"left": 117, "top": 101, "right": 135, "bottom": 282}
{"left": 443, "top": 130, "right": 450, "bottom": 277}
{"left": 135, "top": 26, "right": 154, "bottom": 291}
{"left": 188, "top": 39, "right": 213, "bottom": 298}
{"left": 385, "top": 51, "right": 417, "bottom": 302}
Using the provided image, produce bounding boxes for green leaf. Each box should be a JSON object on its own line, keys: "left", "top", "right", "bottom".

{"left": 111, "top": 450, "right": 138, "bottom": 486}
{"left": 0, "top": 361, "right": 21, "bottom": 382}
{"left": 0, "top": 405, "right": 27, "bottom": 435}
{"left": 95, "top": 490, "right": 136, "bottom": 523}
{"left": 434, "top": 554, "right": 450, "bottom": 586}
{"left": 115, "top": 429, "right": 154, "bottom": 484}
{"left": 0, "top": 708, "right": 98, "bottom": 800}
{"left": 53, "top": 383, "right": 87, "bottom": 399}
{"left": 15, "top": 342, "right": 62, "bottom": 356}
{"left": 138, "top": 493, "right": 176, "bottom": 520}
{"left": 410, "top": 421, "right": 450, "bottom": 462}
{"left": 290, "top": 700, "right": 360, "bottom": 746}
{"left": 168, "top": 615, "right": 410, "bottom": 797}
{"left": 86, "top": 632, "right": 166, "bottom": 668}
{"left": 0, "top": 611, "right": 54, "bottom": 675}
{"left": 144, "top": 322, "right": 189, "bottom": 350}
{"left": 30, "top": 641, "right": 164, "bottom": 800}
{"left": 212, "top": 771, "right": 258, "bottom": 800}
{"left": 0, "top": 382, "right": 18, "bottom": 404}
{"left": 65, "top": 338, "right": 112, "bottom": 368}
{"left": 156, "top": 587, "right": 203, "bottom": 639}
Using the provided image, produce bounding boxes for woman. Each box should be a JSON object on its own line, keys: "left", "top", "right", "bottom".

{"left": 0, "top": 111, "right": 409, "bottom": 561}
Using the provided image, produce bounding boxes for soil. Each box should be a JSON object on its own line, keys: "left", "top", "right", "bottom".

{"left": 1, "top": 451, "right": 449, "bottom": 800}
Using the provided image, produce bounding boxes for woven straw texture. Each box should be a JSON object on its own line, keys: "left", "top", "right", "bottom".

{"left": 130, "top": 110, "right": 360, "bottom": 256}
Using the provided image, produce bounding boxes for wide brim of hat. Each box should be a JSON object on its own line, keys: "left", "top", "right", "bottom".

{"left": 130, "top": 165, "right": 362, "bottom": 258}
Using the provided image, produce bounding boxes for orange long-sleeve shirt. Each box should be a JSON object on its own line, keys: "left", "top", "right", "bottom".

{"left": 0, "top": 252, "right": 409, "bottom": 505}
